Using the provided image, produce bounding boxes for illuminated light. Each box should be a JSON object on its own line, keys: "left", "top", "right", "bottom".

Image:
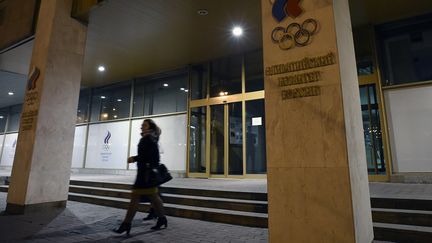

{"left": 219, "top": 92, "right": 225, "bottom": 96}
{"left": 117, "top": 99, "right": 122, "bottom": 102}
{"left": 100, "top": 96, "right": 106, "bottom": 99}
{"left": 163, "top": 83, "right": 169, "bottom": 87}
{"left": 113, "top": 108, "right": 116, "bottom": 111}
{"left": 113, "top": 115, "right": 118, "bottom": 118}
{"left": 224, "top": 92, "right": 228, "bottom": 95}
{"left": 180, "top": 88, "right": 185, "bottom": 91}
{"left": 8, "top": 91, "right": 14, "bottom": 96}
{"left": 184, "top": 89, "right": 189, "bottom": 92}
{"left": 98, "top": 65, "right": 105, "bottom": 72}
{"left": 0, "top": 116, "right": 4, "bottom": 119}
{"left": 197, "top": 9, "right": 208, "bottom": 16}
{"left": 102, "top": 113, "right": 108, "bottom": 118}
{"left": 232, "top": 26, "right": 243, "bottom": 37}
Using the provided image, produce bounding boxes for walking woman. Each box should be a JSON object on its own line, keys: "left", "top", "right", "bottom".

{"left": 114, "top": 119, "right": 167, "bottom": 235}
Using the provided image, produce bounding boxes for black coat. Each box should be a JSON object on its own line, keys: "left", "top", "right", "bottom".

{"left": 133, "top": 135, "right": 160, "bottom": 188}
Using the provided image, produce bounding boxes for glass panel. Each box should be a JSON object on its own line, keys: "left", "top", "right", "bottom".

{"left": 189, "top": 107, "right": 206, "bottom": 173}
{"left": 133, "top": 73, "right": 188, "bottom": 116}
{"left": 379, "top": 20, "right": 432, "bottom": 86}
{"left": 246, "top": 99, "right": 266, "bottom": 174}
{"left": 91, "top": 81, "right": 131, "bottom": 121}
{"left": 357, "top": 59, "right": 374, "bottom": 76}
{"left": 0, "top": 108, "right": 7, "bottom": 133}
{"left": 229, "top": 102, "right": 243, "bottom": 175}
{"left": 7, "top": 104, "right": 22, "bottom": 132}
{"left": 360, "top": 84, "right": 386, "bottom": 175}
{"left": 77, "top": 89, "right": 90, "bottom": 124}
{"left": 210, "top": 55, "right": 242, "bottom": 97}
{"left": 245, "top": 50, "right": 264, "bottom": 92}
{"left": 191, "top": 64, "right": 208, "bottom": 100}
{"left": 210, "top": 105, "right": 224, "bottom": 175}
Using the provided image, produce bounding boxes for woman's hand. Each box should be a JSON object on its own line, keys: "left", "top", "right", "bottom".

{"left": 127, "top": 157, "right": 135, "bottom": 163}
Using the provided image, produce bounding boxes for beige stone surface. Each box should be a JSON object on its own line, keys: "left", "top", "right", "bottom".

{"left": 262, "top": 0, "right": 372, "bottom": 242}
{"left": 7, "top": 0, "right": 86, "bottom": 206}
{"left": 268, "top": 167, "right": 355, "bottom": 243}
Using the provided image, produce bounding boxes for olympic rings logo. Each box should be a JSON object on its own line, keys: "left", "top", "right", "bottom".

{"left": 271, "top": 18, "right": 318, "bottom": 50}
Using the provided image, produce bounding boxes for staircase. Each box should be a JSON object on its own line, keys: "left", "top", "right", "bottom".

{"left": 1, "top": 179, "right": 432, "bottom": 242}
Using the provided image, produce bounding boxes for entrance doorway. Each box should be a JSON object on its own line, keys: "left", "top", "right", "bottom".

{"left": 358, "top": 71, "right": 391, "bottom": 181}
{"left": 187, "top": 51, "right": 266, "bottom": 178}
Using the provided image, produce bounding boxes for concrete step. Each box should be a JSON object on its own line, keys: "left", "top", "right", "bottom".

{"left": 372, "top": 208, "right": 432, "bottom": 227}
{"left": 371, "top": 197, "right": 432, "bottom": 211}
{"left": 69, "top": 185, "right": 268, "bottom": 213}
{"left": 69, "top": 180, "right": 267, "bottom": 201}
{"left": 373, "top": 223, "right": 432, "bottom": 243}
{"left": 68, "top": 193, "right": 268, "bottom": 228}
{"left": 0, "top": 185, "right": 7, "bottom": 192}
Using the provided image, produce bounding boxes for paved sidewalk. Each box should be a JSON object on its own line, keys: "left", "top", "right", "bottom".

{"left": 0, "top": 192, "right": 268, "bottom": 243}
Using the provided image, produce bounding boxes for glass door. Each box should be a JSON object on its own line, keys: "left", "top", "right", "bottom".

{"left": 210, "top": 105, "right": 225, "bottom": 176}
{"left": 209, "top": 102, "right": 244, "bottom": 177}
{"left": 360, "top": 84, "right": 385, "bottom": 175}
{"left": 358, "top": 72, "right": 391, "bottom": 182}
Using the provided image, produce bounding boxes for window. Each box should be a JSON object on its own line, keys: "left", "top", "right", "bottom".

{"left": 90, "top": 81, "right": 131, "bottom": 122}
{"left": 190, "top": 64, "right": 208, "bottom": 100}
{"left": 245, "top": 50, "right": 264, "bottom": 92}
{"left": 133, "top": 72, "right": 188, "bottom": 116}
{"left": 378, "top": 14, "right": 432, "bottom": 85}
{"left": 0, "top": 108, "right": 7, "bottom": 133}
{"left": 77, "top": 89, "right": 90, "bottom": 124}
{"left": 246, "top": 99, "right": 266, "bottom": 174}
{"left": 7, "top": 104, "right": 22, "bottom": 132}
{"left": 210, "top": 54, "right": 242, "bottom": 97}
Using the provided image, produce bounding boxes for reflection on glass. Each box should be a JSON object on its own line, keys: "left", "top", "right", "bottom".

{"left": 191, "top": 65, "right": 208, "bottom": 100}
{"left": 210, "top": 55, "right": 242, "bottom": 97}
{"left": 245, "top": 50, "right": 264, "bottom": 92}
{"left": 229, "top": 102, "right": 243, "bottom": 175}
{"left": 133, "top": 72, "right": 188, "bottom": 116}
{"left": 7, "top": 104, "right": 22, "bottom": 132}
{"left": 189, "top": 107, "right": 206, "bottom": 173}
{"left": 360, "top": 84, "right": 385, "bottom": 175}
{"left": 210, "top": 105, "right": 224, "bottom": 175}
{"left": 246, "top": 99, "right": 266, "bottom": 174}
{"left": 380, "top": 25, "right": 432, "bottom": 85}
{"left": 90, "top": 81, "right": 132, "bottom": 121}
{"left": 77, "top": 89, "right": 90, "bottom": 124}
{"left": 0, "top": 108, "right": 7, "bottom": 133}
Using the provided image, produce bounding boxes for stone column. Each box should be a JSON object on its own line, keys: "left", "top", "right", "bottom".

{"left": 6, "top": 0, "right": 86, "bottom": 213}
{"left": 262, "top": 0, "right": 373, "bottom": 242}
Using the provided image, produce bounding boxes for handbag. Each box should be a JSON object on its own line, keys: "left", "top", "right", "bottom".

{"left": 144, "top": 163, "right": 173, "bottom": 188}
{"left": 156, "top": 163, "right": 173, "bottom": 185}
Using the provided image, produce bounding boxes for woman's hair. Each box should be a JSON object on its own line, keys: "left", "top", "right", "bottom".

{"left": 144, "top": 118, "right": 161, "bottom": 138}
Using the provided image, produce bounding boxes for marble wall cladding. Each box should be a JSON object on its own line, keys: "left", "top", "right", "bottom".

{"left": 262, "top": 0, "right": 372, "bottom": 242}
{"left": 7, "top": 0, "right": 87, "bottom": 206}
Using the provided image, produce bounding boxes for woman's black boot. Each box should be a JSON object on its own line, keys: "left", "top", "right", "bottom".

{"left": 151, "top": 216, "right": 167, "bottom": 230}
{"left": 113, "top": 222, "right": 131, "bottom": 235}
{"left": 143, "top": 208, "right": 157, "bottom": 221}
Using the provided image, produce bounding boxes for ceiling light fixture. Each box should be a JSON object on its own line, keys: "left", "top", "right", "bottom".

{"left": 117, "top": 99, "right": 122, "bottom": 102}
{"left": 8, "top": 91, "right": 14, "bottom": 96}
{"left": 101, "top": 96, "right": 106, "bottom": 99}
{"left": 197, "top": 9, "right": 208, "bottom": 16}
{"left": 180, "top": 88, "right": 185, "bottom": 91}
{"left": 163, "top": 83, "right": 169, "bottom": 87}
{"left": 0, "top": 116, "right": 4, "bottom": 119}
{"left": 98, "top": 65, "right": 105, "bottom": 72}
{"left": 232, "top": 26, "right": 243, "bottom": 37}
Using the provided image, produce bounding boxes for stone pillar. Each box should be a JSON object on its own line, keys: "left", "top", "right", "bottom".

{"left": 6, "top": 0, "right": 86, "bottom": 214}
{"left": 262, "top": 0, "right": 373, "bottom": 242}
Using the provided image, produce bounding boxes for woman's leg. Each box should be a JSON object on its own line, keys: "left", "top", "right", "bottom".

{"left": 123, "top": 192, "right": 141, "bottom": 223}
{"left": 148, "top": 193, "right": 165, "bottom": 217}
